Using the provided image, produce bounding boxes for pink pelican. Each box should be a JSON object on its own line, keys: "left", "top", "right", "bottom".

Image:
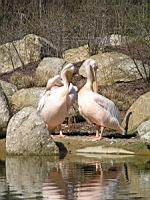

{"left": 37, "top": 63, "right": 77, "bottom": 137}
{"left": 78, "top": 59, "right": 124, "bottom": 141}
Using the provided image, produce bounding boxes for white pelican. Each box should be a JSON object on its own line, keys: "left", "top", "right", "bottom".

{"left": 78, "top": 59, "right": 124, "bottom": 140}
{"left": 38, "top": 63, "right": 77, "bottom": 137}
{"left": 37, "top": 75, "right": 63, "bottom": 112}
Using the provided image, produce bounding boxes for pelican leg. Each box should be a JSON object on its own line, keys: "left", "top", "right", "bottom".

{"left": 99, "top": 126, "right": 105, "bottom": 140}
{"left": 92, "top": 126, "right": 105, "bottom": 141}
{"left": 73, "top": 116, "right": 76, "bottom": 129}
{"left": 58, "top": 124, "right": 65, "bottom": 137}
{"left": 96, "top": 125, "right": 100, "bottom": 137}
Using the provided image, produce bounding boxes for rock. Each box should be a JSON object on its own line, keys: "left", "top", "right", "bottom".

{"left": 79, "top": 51, "right": 149, "bottom": 85}
{"left": 91, "top": 34, "right": 126, "bottom": 49}
{"left": 77, "top": 146, "right": 134, "bottom": 155}
{"left": 0, "top": 80, "right": 17, "bottom": 102}
{"left": 122, "top": 92, "right": 150, "bottom": 133}
{"left": 11, "top": 87, "right": 44, "bottom": 112}
{"left": 0, "top": 34, "right": 57, "bottom": 74}
{"left": 137, "top": 120, "right": 150, "bottom": 142}
{"left": 35, "top": 57, "right": 66, "bottom": 86}
{"left": 6, "top": 107, "right": 59, "bottom": 155}
{"left": 103, "top": 34, "right": 126, "bottom": 47}
{"left": 0, "top": 90, "right": 10, "bottom": 137}
{"left": 63, "top": 45, "right": 90, "bottom": 63}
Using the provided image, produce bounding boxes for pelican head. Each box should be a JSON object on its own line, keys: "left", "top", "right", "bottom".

{"left": 61, "top": 63, "right": 75, "bottom": 83}
{"left": 45, "top": 75, "right": 63, "bottom": 92}
{"left": 83, "top": 59, "right": 98, "bottom": 92}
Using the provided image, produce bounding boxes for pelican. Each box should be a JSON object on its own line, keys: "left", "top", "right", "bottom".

{"left": 78, "top": 59, "right": 124, "bottom": 141}
{"left": 37, "top": 63, "right": 77, "bottom": 137}
{"left": 37, "top": 75, "right": 63, "bottom": 112}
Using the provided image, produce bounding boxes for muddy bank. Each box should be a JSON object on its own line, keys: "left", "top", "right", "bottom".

{"left": 1, "top": 135, "right": 150, "bottom": 159}
{"left": 53, "top": 135, "right": 150, "bottom": 156}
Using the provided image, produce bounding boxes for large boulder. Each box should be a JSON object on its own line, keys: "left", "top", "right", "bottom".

{"left": 11, "top": 87, "right": 44, "bottom": 112}
{"left": 6, "top": 107, "right": 59, "bottom": 155}
{"left": 122, "top": 92, "right": 150, "bottom": 133}
{"left": 35, "top": 57, "right": 66, "bottom": 86}
{"left": 0, "top": 34, "right": 57, "bottom": 74}
{"left": 0, "top": 90, "right": 10, "bottom": 138}
{"left": 63, "top": 45, "right": 90, "bottom": 63}
{"left": 0, "top": 80, "right": 17, "bottom": 102}
{"left": 137, "top": 120, "right": 150, "bottom": 142}
{"left": 79, "top": 52, "right": 149, "bottom": 85}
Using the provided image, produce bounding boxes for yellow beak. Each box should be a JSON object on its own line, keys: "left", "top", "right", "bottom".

{"left": 66, "top": 71, "right": 73, "bottom": 83}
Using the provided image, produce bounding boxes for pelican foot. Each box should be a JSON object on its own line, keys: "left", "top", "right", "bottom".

{"left": 50, "top": 135, "right": 54, "bottom": 139}
{"left": 58, "top": 134, "right": 66, "bottom": 138}
{"left": 92, "top": 136, "right": 103, "bottom": 142}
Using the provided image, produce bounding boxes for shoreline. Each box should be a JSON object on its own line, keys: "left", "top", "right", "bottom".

{"left": 1, "top": 135, "right": 150, "bottom": 159}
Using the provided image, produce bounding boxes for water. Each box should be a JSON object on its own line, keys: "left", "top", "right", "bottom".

{"left": 0, "top": 155, "right": 150, "bottom": 200}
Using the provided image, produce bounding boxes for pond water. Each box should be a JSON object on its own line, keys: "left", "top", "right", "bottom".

{"left": 0, "top": 154, "right": 150, "bottom": 200}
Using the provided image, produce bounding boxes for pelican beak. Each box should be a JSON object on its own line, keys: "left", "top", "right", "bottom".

{"left": 93, "top": 69, "right": 98, "bottom": 93}
{"left": 66, "top": 71, "right": 73, "bottom": 83}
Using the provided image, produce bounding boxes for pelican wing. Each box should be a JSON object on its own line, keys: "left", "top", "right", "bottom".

{"left": 92, "top": 92, "right": 120, "bottom": 121}
{"left": 68, "top": 83, "right": 78, "bottom": 106}
{"left": 37, "top": 90, "right": 51, "bottom": 112}
{"left": 37, "top": 94, "right": 46, "bottom": 112}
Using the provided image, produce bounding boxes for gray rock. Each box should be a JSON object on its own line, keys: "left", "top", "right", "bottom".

{"left": 63, "top": 45, "right": 89, "bottom": 63}
{"left": 96, "top": 34, "right": 126, "bottom": 47}
{"left": 6, "top": 107, "right": 59, "bottom": 155}
{"left": 137, "top": 120, "right": 150, "bottom": 141}
{"left": 11, "top": 87, "right": 44, "bottom": 112}
{"left": 122, "top": 92, "right": 150, "bottom": 133}
{"left": 35, "top": 57, "right": 66, "bottom": 86}
{"left": 0, "top": 34, "right": 57, "bottom": 74}
{"left": 0, "top": 80, "right": 17, "bottom": 102}
{"left": 0, "top": 90, "right": 10, "bottom": 137}
{"left": 79, "top": 52, "right": 149, "bottom": 85}
{"left": 76, "top": 146, "right": 134, "bottom": 155}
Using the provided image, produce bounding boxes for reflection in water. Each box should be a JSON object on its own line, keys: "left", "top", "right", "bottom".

{"left": 0, "top": 156, "right": 150, "bottom": 199}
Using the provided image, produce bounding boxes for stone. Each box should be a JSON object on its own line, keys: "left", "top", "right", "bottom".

{"left": 104, "top": 34, "right": 126, "bottom": 47}
{"left": 11, "top": 87, "right": 44, "bottom": 112}
{"left": 137, "top": 120, "right": 150, "bottom": 142}
{"left": 0, "top": 90, "right": 10, "bottom": 138}
{"left": 63, "top": 45, "right": 90, "bottom": 63}
{"left": 35, "top": 57, "right": 66, "bottom": 86}
{"left": 76, "top": 146, "right": 134, "bottom": 155}
{"left": 6, "top": 107, "right": 59, "bottom": 155}
{"left": 0, "top": 80, "right": 17, "bottom": 102}
{"left": 122, "top": 92, "right": 150, "bottom": 133}
{"left": 79, "top": 51, "right": 149, "bottom": 85}
{"left": 0, "top": 34, "right": 57, "bottom": 74}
